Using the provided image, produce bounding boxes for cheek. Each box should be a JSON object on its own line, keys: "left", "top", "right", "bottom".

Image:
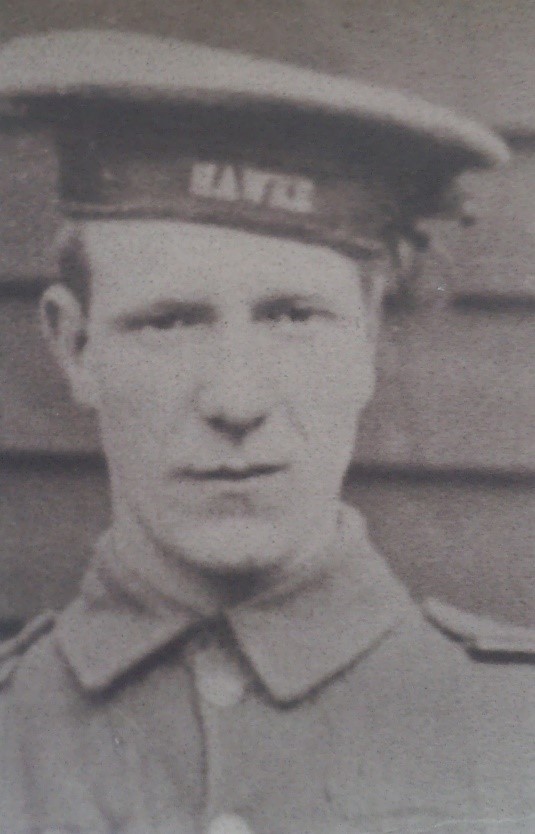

{"left": 279, "top": 333, "right": 374, "bottom": 490}
{"left": 89, "top": 340, "right": 193, "bottom": 449}
{"left": 280, "top": 329, "right": 375, "bottom": 430}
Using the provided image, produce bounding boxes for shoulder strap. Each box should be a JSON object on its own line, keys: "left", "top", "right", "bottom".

{"left": 422, "top": 598, "right": 535, "bottom": 657}
{"left": 0, "top": 610, "right": 56, "bottom": 688}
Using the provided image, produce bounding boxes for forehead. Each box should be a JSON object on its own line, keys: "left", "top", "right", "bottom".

{"left": 82, "top": 220, "right": 362, "bottom": 305}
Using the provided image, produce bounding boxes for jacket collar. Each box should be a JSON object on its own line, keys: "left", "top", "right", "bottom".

{"left": 56, "top": 505, "right": 412, "bottom": 702}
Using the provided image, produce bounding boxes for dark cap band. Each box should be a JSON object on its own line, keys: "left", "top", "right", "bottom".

{"left": 62, "top": 152, "right": 394, "bottom": 255}
{"left": 51, "top": 98, "right": 454, "bottom": 256}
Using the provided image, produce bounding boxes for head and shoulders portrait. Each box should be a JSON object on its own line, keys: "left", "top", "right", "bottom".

{"left": 0, "top": 18, "right": 533, "bottom": 834}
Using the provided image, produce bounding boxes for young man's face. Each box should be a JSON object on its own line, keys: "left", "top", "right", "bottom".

{"left": 47, "top": 222, "right": 380, "bottom": 576}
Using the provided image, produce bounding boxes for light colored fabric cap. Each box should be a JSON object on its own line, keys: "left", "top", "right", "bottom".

{"left": 0, "top": 29, "right": 509, "bottom": 169}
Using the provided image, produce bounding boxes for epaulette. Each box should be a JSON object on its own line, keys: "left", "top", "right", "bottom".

{"left": 0, "top": 611, "right": 56, "bottom": 688}
{"left": 423, "top": 598, "right": 535, "bottom": 658}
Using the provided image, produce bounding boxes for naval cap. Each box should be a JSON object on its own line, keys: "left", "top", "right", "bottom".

{"left": 0, "top": 29, "right": 510, "bottom": 255}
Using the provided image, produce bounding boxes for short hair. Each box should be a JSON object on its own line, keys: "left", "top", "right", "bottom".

{"left": 54, "top": 222, "right": 390, "bottom": 319}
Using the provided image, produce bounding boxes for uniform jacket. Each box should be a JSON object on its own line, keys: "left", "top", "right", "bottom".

{"left": 0, "top": 506, "right": 533, "bottom": 834}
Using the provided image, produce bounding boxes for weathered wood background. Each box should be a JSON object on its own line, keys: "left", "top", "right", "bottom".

{"left": 1, "top": 0, "right": 534, "bottom": 630}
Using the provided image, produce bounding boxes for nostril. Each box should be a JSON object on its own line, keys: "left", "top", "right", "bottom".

{"left": 208, "top": 414, "right": 265, "bottom": 441}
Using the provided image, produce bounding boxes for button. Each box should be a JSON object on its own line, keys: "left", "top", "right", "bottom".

{"left": 207, "top": 813, "right": 253, "bottom": 834}
{"left": 193, "top": 644, "right": 248, "bottom": 707}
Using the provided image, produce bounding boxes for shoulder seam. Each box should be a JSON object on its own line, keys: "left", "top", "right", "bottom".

{"left": 422, "top": 598, "right": 535, "bottom": 655}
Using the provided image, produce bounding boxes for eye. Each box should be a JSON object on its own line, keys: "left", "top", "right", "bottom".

{"left": 258, "top": 297, "right": 334, "bottom": 327}
{"left": 283, "top": 306, "right": 317, "bottom": 323}
{"left": 119, "top": 302, "right": 215, "bottom": 332}
{"left": 144, "top": 311, "right": 182, "bottom": 331}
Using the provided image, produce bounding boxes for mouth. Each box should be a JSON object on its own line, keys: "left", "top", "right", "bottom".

{"left": 179, "top": 464, "right": 288, "bottom": 481}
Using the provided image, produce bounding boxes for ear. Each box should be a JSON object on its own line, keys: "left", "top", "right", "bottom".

{"left": 39, "top": 284, "right": 100, "bottom": 410}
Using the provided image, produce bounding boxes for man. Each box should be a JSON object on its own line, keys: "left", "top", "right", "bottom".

{"left": 0, "top": 29, "right": 533, "bottom": 834}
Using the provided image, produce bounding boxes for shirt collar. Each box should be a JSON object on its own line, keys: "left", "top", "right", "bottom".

{"left": 56, "top": 505, "right": 412, "bottom": 702}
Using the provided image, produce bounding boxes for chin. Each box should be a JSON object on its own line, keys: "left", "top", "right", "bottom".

{"left": 162, "top": 516, "right": 295, "bottom": 575}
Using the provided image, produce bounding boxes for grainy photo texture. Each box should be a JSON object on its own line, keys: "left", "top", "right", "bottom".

{"left": 0, "top": 2, "right": 533, "bottom": 833}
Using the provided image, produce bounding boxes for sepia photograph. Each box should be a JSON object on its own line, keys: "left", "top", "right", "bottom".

{"left": 0, "top": 2, "right": 533, "bottom": 832}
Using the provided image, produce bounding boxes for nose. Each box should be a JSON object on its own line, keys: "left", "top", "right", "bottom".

{"left": 196, "top": 324, "right": 271, "bottom": 443}
{"left": 206, "top": 413, "right": 266, "bottom": 443}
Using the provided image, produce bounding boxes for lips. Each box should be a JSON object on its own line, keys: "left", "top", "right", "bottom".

{"left": 178, "top": 464, "right": 287, "bottom": 481}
